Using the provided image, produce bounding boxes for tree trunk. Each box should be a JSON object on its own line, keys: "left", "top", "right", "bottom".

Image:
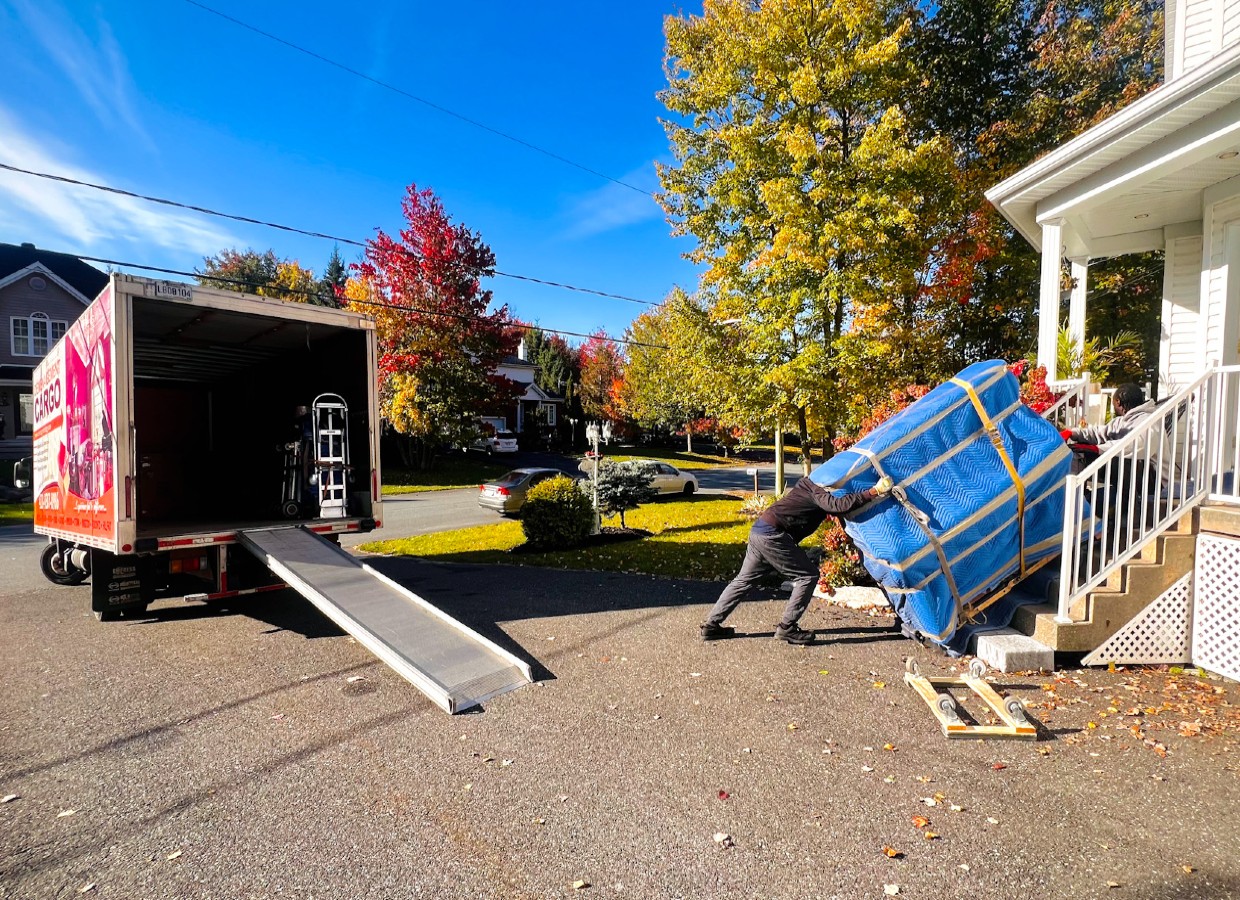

{"left": 797, "top": 408, "right": 812, "bottom": 476}
{"left": 685, "top": 423, "right": 693, "bottom": 454}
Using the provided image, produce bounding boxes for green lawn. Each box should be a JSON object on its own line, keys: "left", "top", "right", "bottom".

{"left": 358, "top": 496, "right": 753, "bottom": 581}
{"left": 382, "top": 456, "right": 511, "bottom": 494}
{"left": 0, "top": 503, "right": 33, "bottom": 527}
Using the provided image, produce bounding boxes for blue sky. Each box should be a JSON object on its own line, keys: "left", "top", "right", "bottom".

{"left": 0, "top": 0, "right": 702, "bottom": 344}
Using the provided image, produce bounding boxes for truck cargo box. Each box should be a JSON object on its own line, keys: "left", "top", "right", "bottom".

{"left": 33, "top": 274, "right": 383, "bottom": 556}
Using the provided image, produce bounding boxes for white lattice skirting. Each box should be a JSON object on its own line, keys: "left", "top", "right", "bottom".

{"left": 1083, "top": 573, "right": 1194, "bottom": 667}
{"left": 1194, "top": 534, "right": 1240, "bottom": 682}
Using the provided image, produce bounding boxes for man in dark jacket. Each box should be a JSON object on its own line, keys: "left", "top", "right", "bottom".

{"left": 701, "top": 474, "right": 892, "bottom": 645}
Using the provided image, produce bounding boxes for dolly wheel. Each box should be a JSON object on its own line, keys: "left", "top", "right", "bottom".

{"left": 904, "top": 657, "right": 920, "bottom": 676}
{"left": 281, "top": 499, "right": 301, "bottom": 519}
{"left": 968, "top": 659, "right": 987, "bottom": 679}
{"left": 1005, "top": 698, "right": 1028, "bottom": 723}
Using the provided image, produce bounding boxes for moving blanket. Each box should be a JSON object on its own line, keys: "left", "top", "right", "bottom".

{"left": 810, "top": 360, "right": 1074, "bottom": 651}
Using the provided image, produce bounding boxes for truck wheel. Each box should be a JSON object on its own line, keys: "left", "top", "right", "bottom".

{"left": 40, "top": 544, "right": 87, "bottom": 586}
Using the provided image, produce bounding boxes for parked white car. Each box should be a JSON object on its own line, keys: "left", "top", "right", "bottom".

{"left": 470, "top": 431, "right": 518, "bottom": 454}
{"left": 642, "top": 460, "right": 698, "bottom": 496}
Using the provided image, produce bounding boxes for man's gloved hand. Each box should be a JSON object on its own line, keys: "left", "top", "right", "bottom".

{"left": 873, "top": 474, "right": 894, "bottom": 495}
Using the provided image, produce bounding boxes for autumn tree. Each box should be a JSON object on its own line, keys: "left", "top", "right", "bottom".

{"left": 659, "top": 0, "right": 958, "bottom": 463}
{"left": 619, "top": 295, "right": 709, "bottom": 451}
{"left": 198, "top": 248, "right": 324, "bottom": 304}
{"left": 347, "top": 184, "right": 522, "bottom": 469}
{"left": 578, "top": 332, "right": 625, "bottom": 425}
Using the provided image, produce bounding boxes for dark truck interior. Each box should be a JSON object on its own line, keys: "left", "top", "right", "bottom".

{"left": 129, "top": 296, "right": 374, "bottom": 534}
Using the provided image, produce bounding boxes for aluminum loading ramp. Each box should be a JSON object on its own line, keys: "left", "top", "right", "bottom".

{"left": 238, "top": 527, "right": 532, "bottom": 713}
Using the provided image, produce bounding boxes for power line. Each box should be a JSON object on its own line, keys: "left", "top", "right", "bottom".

{"left": 182, "top": 0, "right": 653, "bottom": 198}
{"left": 0, "top": 162, "right": 661, "bottom": 307}
{"left": 74, "top": 254, "right": 668, "bottom": 350}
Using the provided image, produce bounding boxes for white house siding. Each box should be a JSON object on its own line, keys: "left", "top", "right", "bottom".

{"left": 1160, "top": 232, "right": 1205, "bottom": 394}
{"left": 1226, "top": 0, "right": 1240, "bottom": 51}
{"left": 1182, "top": 0, "right": 1221, "bottom": 73}
{"left": 1201, "top": 189, "right": 1240, "bottom": 367}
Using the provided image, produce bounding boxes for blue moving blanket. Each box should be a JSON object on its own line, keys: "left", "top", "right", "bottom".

{"left": 809, "top": 360, "right": 1074, "bottom": 652}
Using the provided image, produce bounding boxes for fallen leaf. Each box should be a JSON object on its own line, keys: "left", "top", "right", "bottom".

{"left": 1087, "top": 722, "right": 1098, "bottom": 729}
{"left": 924, "top": 831, "right": 940, "bottom": 840}
{"left": 883, "top": 743, "right": 897, "bottom": 752}
{"left": 1037, "top": 747, "right": 1052, "bottom": 756}
{"left": 881, "top": 846, "right": 903, "bottom": 859}
{"left": 915, "top": 776, "right": 933, "bottom": 784}
{"left": 531, "top": 817, "right": 545, "bottom": 825}
{"left": 690, "top": 672, "right": 701, "bottom": 677}
{"left": 912, "top": 816, "right": 931, "bottom": 829}
{"left": 572, "top": 879, "right": 590, "bottom": 890}
{"left": 718, "top": 790, "right": 730, "bottom": 801}
{"left": 57, "top": 809, "right": 76, "bottom": 818}
{"left": 166, "top": 849, "right": 183, "bottom": 860}
{"left": 346, "top": 675, "right": 366, "bottom": 683}
{"left": 861, "top": 766, "right": 875, "bottom": 773}
{"left": 501, "top": 759, "right": 514, "bottom": 767}
{"left": 818, "top": 669, "right": 830, "bottom": 675}
{"left": 883, "top": 776, "right": 895, "bottom": 784}
{"left": 884, "top": 885, "right": 900, "bottom": 896}
{"left": 1179, "top": 721, "right": 1202, "bottom": 737}
{"left": 991, "top": 763, "right": 1007, "bottom": 770}
{"left": 462, "top": 784, "right": 472, "bottom": 792}
{"left": 959, "top": 864, "right": 971, "bottom": 872}
{"left": 713, "top": 832, "right": 734, "bottom": 849}
{"left": 949, "top": 804, "right": 964, "bottom": 812}
{"left": 1, "top": 794, "right": 18, "bottom": 803}
{"left": 787, "top": 723, "right": 798, "bottom": 731}
{"left": 1106, "top": 881, "right": 1122, "bottom": 888}
{"left": 78, "top": 884, "right": 95, "bottom": 894}
{"left": 921, "top": 797, "right": 939, "bottom": 807}
{"left": 873, "top": 681, "right": 886, "bottom": 689}
{"left": 1182, "top": 865, "right": 1195, "bottom": 874}
{"left": 987, "top": 817, "right": 999, "bottom": 824}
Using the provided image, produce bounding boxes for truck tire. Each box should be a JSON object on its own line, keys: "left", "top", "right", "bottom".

{"left": 40, "top": 544, "right": 87, "bottom": 586}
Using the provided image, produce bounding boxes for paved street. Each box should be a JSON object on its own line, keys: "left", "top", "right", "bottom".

{"left": 3, "top": 526, "right": 1240, "bottom": 898}
{"left": 5, "top": 468, "right": 1238, "bottom": 899}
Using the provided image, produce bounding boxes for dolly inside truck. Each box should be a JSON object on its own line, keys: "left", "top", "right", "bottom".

{"left": 32, "top": 274, "right": 384, "bottom": 620}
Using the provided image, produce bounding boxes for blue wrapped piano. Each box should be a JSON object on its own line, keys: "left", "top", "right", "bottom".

{"left": 809, "top": 360, "right": 1077, "bottom": 653}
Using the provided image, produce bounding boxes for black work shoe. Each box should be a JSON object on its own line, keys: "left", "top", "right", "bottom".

{"left": 775, "top": 624, "right": 816, "bottom": 645}
{"left": 700, "top": 622, "right": 736, "bottom": 641}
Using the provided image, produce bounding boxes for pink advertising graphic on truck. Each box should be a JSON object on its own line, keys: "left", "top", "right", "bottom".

{"left": 33, "top": 283, "right": 116, "bottom": 543}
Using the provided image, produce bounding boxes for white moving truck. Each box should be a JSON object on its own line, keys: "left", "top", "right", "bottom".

{"left": 32, "top": 273, "right": 383, "bottom": 618}
{"left": 31, "top": 273, "right": 530, "bottom": 713}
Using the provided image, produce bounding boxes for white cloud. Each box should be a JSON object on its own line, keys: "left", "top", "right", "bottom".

{"left": 9, "top": 0, "right": 150, "bottom": 144}
{"left": 0, "top": 106, "right": 239, "bottom": 256}
{"left": 561, "top": 163, "right": 665, "bottom": 240}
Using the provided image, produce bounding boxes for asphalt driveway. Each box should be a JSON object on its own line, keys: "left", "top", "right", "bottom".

{"left": 2, "top": 557, "right": 1238, "bottom": 899}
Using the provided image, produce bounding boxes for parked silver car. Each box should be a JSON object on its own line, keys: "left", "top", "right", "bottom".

{"left": 478, "top": 467, "right": 567, "bottom": 515}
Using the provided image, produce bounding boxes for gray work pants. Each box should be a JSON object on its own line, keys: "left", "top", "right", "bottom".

{"left": 706, "top": 520, "right": 819, "bottom": 629}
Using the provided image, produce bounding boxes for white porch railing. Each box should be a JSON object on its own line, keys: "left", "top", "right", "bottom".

{"left": 1042, "top": 378, "right": 1090, "bottom": 430}
{"left": 1053, "top": 366, "right": 1240, "bottom": 623}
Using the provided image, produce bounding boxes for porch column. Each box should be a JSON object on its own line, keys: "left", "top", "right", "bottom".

{"left": 1038, "top": 219, "right": 1066, "bottom": 382}
{"left": 1068, "top": 256, "right": 1089, "bottom": 377}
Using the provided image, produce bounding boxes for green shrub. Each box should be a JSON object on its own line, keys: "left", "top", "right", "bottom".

{"left": 596, "top": 460, "right": 659, "bottom": 528}
{"left": 521, "top": 475, "right": 594, "bottom": 550}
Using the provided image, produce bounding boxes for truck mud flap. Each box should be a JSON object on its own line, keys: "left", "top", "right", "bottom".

{"left": 237, "top": 526, "right": 532, "bottom": 713}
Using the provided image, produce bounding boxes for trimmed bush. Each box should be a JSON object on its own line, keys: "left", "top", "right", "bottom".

{"left": 521, "top": 475, "right": 594, "bottom": 550}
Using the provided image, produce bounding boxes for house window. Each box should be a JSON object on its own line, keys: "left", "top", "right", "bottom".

{"left": 541, "top": 403, "right": 557, "bottom": 426}
{"left": 10, "top": 312, "right": 67, "bottom": 357}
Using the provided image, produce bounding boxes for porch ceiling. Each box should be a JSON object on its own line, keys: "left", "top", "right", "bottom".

{"left": 987, "top": 43, "right": 1240, "bottom": 258}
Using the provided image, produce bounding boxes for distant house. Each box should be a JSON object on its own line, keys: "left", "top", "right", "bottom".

{"left": 0, "top": 243, "right": 108, "bottom": 452}
{"left": 478, "top": 338, "right": 563, "bottom": 445}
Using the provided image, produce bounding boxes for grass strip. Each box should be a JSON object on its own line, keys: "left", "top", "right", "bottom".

{"left": 358, "top": 496, "right": 752, "bottom": 581}
{"left": 383, "top": 456, "right": 511, "bottom": 494}
{"left": 0, "top": 503, "right": 33, "bottom": 527}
